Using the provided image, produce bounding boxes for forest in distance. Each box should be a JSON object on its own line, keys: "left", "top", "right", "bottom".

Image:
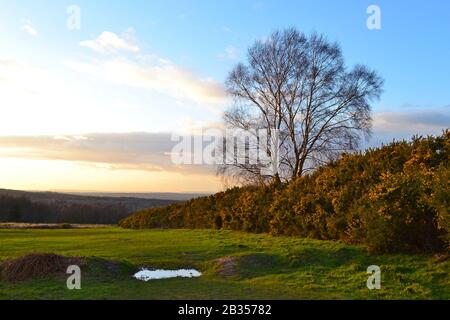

{"left": 0, "top": 189, "right": 178, "bottom": 224}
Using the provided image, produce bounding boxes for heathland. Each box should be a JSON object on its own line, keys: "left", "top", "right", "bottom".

{"left": 0, "top": 228, "right": 448, "bottom": 300}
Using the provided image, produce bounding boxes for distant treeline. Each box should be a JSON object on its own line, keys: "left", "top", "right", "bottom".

{"left": 0, "top": 196, "right": 129, "bottom": 224}
{"left": 0, "top": 192, "right": 178, "bottom": 225}
{"left": 120, "top": 131, "right": 449, "bottom": 254}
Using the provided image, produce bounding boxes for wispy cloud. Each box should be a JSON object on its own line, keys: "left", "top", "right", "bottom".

{"left": 80, "top": 30, "right": 139, "bottom": 54}
{"left": 217, "top": 46, "right": 238, "bottom": 60}
{"left": 66, "top": 56, "right": 226, "bottom": 106}
{"left": 22, "top": 20, "right": 38, "bottom": 37}
{"left": 0, "top": 132, "right": 216, "bottom": 176}
{"left": 365, "top": 106, "right": 450, "bottom": 147}
{"left": 373, "top": 106, "right": 450, "bottom": 134}
{"left": 0, "top": 57, "right": 136, "bottom": 135}
{"left": 71, "top": 29, "right": 227, "bottom": 106}
{"left": 0, "top": 58, "right": 48, "bottom": 94}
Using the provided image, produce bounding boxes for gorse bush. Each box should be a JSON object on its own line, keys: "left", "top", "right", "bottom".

{"left": 120, "top": 131, "right": 450, "bottom": 254}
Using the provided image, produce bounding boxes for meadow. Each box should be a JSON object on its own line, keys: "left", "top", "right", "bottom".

{"left": 0, "top": 227, "right": 448, "bottom": 300}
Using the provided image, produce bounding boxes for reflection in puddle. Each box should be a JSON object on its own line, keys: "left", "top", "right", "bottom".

{"left": 134, "top": 268, "right": 202, "bottom": 281}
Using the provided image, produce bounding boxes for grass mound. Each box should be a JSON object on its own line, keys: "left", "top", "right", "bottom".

{"left": 0, "top": 253, "right": 85, "bottom": 283}
{"left": 215, "top": 253, "right": 278, "bottom": 278}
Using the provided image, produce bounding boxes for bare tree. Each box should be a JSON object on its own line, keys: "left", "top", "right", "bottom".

{"left": 219, "top": 28, "right": 384, "bottom": 184}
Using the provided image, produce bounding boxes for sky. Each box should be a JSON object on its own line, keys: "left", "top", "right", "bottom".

{"left": 0, "top": 0, "right": 449, "bottom": 193}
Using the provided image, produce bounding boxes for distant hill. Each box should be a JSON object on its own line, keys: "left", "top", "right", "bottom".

{"left": 0, "top": 189, "right": 188, "bottom": 224}
{"left": 61, "top": 192, "right": 210, "bottom": 201}
{"left": 0, "top": 189, "right": 179, "bottom": 213}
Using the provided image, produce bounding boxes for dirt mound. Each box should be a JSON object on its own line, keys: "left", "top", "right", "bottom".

{"left": 215, "top": 257, "right": 239, "bottom": 277}
{"left": 0, "top": 253, "right": 85, "bottom": 283}
{"left": 433, "top": 253, "right": 449, "bottom": 263}
{"left": 215, "top": 254, "right": 278, "bottom": 277}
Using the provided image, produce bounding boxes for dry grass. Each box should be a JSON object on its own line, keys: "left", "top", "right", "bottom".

{"left": 215, "top": 256, "right": 239, "bottom": 277}
{"left": 215, "top": 254, "right": 277, "bottom": 278}
{"left": 0, "top": 253, "right": 85, "bottom": 283}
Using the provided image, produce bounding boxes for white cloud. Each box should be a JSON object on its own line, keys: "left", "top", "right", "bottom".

{"left": 0, "top": 58, "right": 59, "bottom": 97}
{"left": 65, "top": 57, "right": 226, "bottom": 106}
{"left": 80, "top": 31, "right": 139, "bottom": 54}
{"left": 373, "top": 107, "right": 449, "bottom": 134}
{"left": 0, "top": 57, "right": 133, "bottom": 135}
{"left": 22, "top": 20, "right": 38, "bottom": 37}
{"left": 74, "top": 30, "right": 227, "bottom": 106}
{"left": 363, "top": 106, "right": 450, "bottom": 148}
{"left": 176, "top": 118, "right": 224, "bottom": 135}
{"left": 217, "top": 46, "right": 238, "bottom": 60}
{"left": 0, "top": 55, "right": 224, "bottom": 136}
{"left": 0, "top": 132, "right": 216, "bottom": 176}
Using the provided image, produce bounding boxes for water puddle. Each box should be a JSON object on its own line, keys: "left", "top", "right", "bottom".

{"left": 133, "top": 268, "right": 202, "bottom": 281}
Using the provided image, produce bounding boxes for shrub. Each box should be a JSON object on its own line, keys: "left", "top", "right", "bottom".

{"left": 365, "top": 167, "right": 444, "bottom": 253}
{"left": 119, "top": 131, "right": 450, "bottom": 254}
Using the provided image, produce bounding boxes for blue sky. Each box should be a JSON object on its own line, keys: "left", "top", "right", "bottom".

{"left": 0, "top": 0, "right": 449, "bottom": 192}
{"left": 1, "top": 0, "right": 450, "bottom": 106}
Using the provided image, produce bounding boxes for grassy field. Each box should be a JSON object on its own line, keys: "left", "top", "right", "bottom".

{"left": 0, "top": 227, "right": 448, "bottom": 300}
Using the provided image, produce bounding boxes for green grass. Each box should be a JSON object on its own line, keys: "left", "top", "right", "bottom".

{"left": 0, "top": 228, "right": 448, "bottom": 300}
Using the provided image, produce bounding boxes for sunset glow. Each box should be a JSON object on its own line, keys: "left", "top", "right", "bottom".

{"left": 1, "top": 0, "right": 448, "bottom": 193}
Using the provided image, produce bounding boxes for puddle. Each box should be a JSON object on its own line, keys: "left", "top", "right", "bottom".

{"left": 133, "top": 268, "right": 202, "bottom": 281}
